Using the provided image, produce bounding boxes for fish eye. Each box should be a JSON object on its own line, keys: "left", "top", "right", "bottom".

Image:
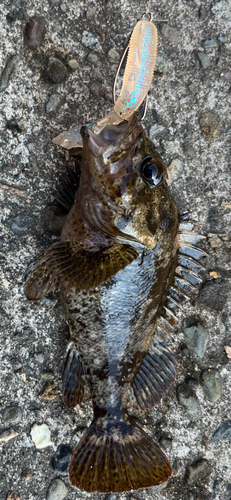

{"left": 141, "top": 156, "right": 164, "bottom": 188}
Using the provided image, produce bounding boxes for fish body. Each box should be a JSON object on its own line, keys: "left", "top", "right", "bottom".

{"left": 25, "top": 114, "right": 205, "bottom": 492}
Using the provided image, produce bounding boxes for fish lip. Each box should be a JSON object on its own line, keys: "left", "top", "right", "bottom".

{"left": 81, "top": 113, "right": 142, "bottom": 158}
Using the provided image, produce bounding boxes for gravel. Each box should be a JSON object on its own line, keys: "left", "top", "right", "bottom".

{"left": 0, "top": 1, "right": 231, "bottom": 499}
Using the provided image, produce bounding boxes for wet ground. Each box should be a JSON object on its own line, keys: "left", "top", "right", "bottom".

{"left": 0, "top": 0, "right": 231, "bottom": 499}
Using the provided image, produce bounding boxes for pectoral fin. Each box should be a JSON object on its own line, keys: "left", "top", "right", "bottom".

{"left": 25, "top": 241, "right": 139, "bottom": 300}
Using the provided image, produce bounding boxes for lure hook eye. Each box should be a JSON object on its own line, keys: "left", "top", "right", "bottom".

{"left": 141, "top": 156, "right": 164, "bottom": 188}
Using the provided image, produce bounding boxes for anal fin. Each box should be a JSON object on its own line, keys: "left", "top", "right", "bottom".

{"left": 131, "top": 334, "right": 177, "bottom": 410}
{"left": 62, "top": 342, "right": 85, "bottom": 408}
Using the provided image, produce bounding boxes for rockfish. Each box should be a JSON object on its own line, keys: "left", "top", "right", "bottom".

{"left": 25, "top": 113, "right": 205, "bottom": 492}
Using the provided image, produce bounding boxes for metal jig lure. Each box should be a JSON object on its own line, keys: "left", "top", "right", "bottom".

{"left": 52, "top": 13, "right": 158, "bottom": 149}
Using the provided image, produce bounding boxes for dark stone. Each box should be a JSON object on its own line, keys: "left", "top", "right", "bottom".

{"left": 6, "top": 119, "right": 23, "bottom": 133}
{"left": 186, "top": 459, "right": 212, "bottom": 484}
{"left": 152, "top": 109, "right": 159, "bottom": 122}
{"left": 201, "top": 368, "right": 222, "bottom": 401}
{"left": 182, "top": 143, "right": 195, "bottom": 159}
{"left": 9, "top": 214, "right": 35, "bottom": 236}
{"left": 212, "top": 420, "right": 231, "bottom": 443}
{"left": 176, "top": 382, "right": 201, "bottom": 418}
{"left": 197, "top": 52, "right": 210, "bottom": 69}
{"left": 24, "top": 16, "right": 45, "bottom": 48}
{"left": 199, "top": 110, "right": 221, "bottom": 139}
{"left": 159, "top": 435, "right": 172, "bottom": 451}
{"left": 46, "top": 57, "right": 67, "bottom": 84}
{"left": 182, "top": 321, "right": 209, "bottom": 358}
{"left": 198, "top": 278, "right": 230, "bottom": 311}
{"left": 50, "top": 444, "right": 72, "bottom": 474}
{"left": 199, "top": 8, "right": 208, "bottom": 19}
{"left": 0, "top": 55, "right": 20, "bottom": 92}
{"left": 3, "top": 405, "right": 22, "bottom": 424}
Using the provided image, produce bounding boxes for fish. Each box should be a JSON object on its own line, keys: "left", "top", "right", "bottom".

{"left": 25, "top": 112, "right": 206, "bottom": 493}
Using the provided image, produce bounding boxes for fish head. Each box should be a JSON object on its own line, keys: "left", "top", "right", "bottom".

{"left": 79, "top": 113, "right": 177, "bottom": 249}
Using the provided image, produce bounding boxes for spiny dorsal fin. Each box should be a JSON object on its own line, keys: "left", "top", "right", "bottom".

{"left": 161, "top": 219, "right": 207, "bottom": 330}
{"left": 25, "top": 241, "right": 139, "bottom": 301}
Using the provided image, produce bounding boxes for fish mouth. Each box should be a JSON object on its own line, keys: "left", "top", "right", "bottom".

{"left": 81, "top": 113, "right": 143, "bottom": 159}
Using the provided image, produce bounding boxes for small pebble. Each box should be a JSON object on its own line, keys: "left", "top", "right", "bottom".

{"left": 39, "top": 381, "right": 59, "bottom": 400}
{"left": 167, "top": 159, "right": 182, "bottom": 185}
{"left": 162, "top": 25, "right": 182, "bottom": 44}
{"left": 11, "top": 358, "right": 22, "bottom": 370}
{"left": 198, "top": 278, "right": 230, "bottom": 311}
{"left": 155, "top": 52, "right": 170, "bottom": 73}
{"left": 199, "top": 110, "right": 221, "bottom": 139}
{"left": 24, "top": 16, "right": 45, "bottom": 48}
{"left": 152, "top": 109, "right": 159, "bottom": 122}
{"left": 182, "top": 142, "right": 195, "bottom": 159}
{"left": 51, "top": 444, "right": 72, "bottom": 474}
{"left": 159, "top": 435, "right": 172, "bottom": 451}
{"left": 197, "top": 52, "right": 211, "bottom": 69}
{"left": 46, "top": 94, "right": 61, "bottom": 113}
{"left": 10, "top": 215, "right": 34, "bottom": 236}
{"left": 31, "top": 423, "right": 53, "bottom": 449}
{"left": 218, "top": 35, "right": 227, "bottom": 42}
{"left": 90, "top": 82, "right": 101, "bottom": 96}
{"left": 177, "top": 382, "right": 201, "bottom": 419}
{"left": 82, "top": 31, "right": 102, "bottom": 52}
{"left": 87, "top": 52, "right": 99, "bottom": 63}
{"left": 199, "top": 7, "right": 208, "bottom": 19}
{"left": 203, "top": 39, "right": 217, "bottom": 48}
{"left": 67, "top": 59, "right": 79, "bottom": 70}
{"left": 47, "top": 478, "right": 68, "bottom": 500}
{"left": 3, "top": 405, "right": 22, "bottom": 424}
{"left": 42, "top": 371, "right": 54, "bottom": 380}
{"left": 46, "top": 57, "right": 67, "bottom": 84}
{"left": 149, "top": 124, "right": 166, "bottom": 140}
{"left": 0, "top": 55, "right": 20, "bottom": 92}
{"left": 224, "top": 345, "right": 231, "bottom": 358}
{"left": 212, "top": 420, "right": 231, "bottom": 443}
{"left": 209, "top": 271, "right": 219, "bottom": 278}
{"left": 186, "top": 459, "right": 212, "bottom": 484}
{"left": 108, "top": 48, "right": 120, "bottom": 63}
{"left": 60, "top": 3, "right": 67, "bottom": 12}
{"left": 183, "top": 322, "right": 209, "bottom": 358}
{"left": 202, "top": 368, "right": 222, "bottom": 401}
{"left": 0, "top": 429, "right": 19, "bottom": 442}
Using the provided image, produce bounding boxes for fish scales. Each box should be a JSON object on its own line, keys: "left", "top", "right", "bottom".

{"left": 25, "top": 113, "right": 205, "bottom": 493}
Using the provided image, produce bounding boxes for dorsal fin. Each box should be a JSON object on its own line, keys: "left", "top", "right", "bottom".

{"left": 130, "top": 217, "right": 206, "bottom": 411}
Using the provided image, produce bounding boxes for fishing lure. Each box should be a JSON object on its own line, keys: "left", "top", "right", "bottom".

{"left": 52, "top": 14, "right": 158, "bottom": 149}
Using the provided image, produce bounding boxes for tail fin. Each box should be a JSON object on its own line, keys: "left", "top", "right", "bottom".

{"left": 69, "top": 418, "right": 171, "bottom": 493}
